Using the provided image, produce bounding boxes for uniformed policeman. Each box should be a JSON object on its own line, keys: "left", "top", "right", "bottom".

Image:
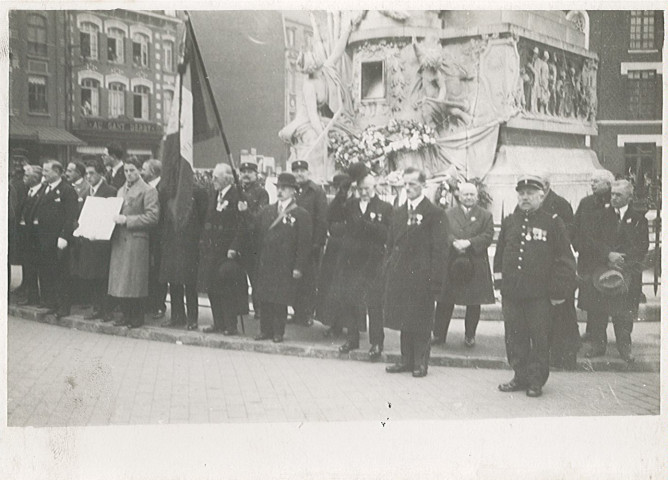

{"left": 494, "top": 175, "right": 576, "bottom": 397}
{"left": 291, "top": 160, "right": 328, "bottom": 326}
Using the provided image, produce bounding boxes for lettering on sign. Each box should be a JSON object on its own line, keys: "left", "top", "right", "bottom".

{"left": 81, "top": 119, "right": 163, "bottom": 134}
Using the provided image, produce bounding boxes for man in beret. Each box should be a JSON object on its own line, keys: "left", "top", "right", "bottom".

{"left": 577, "top": 179, "right": 648, "bottom": 362}
{"left": 253, "top": 173, "right": 312, "bottom": 343}
{"left": 494, "top": 174, "right": 576, "bottom": 397}
{"left": 291, "top": 160, "right": 328, "bottom": 326}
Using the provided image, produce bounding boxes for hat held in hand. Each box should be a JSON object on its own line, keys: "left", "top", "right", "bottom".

{"left": 592, "top": 267, "right": 629, "bottom": 296}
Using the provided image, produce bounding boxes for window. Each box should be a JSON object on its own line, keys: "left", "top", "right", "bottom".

{"left": 361, "top": 61, "right": 385, "bottom": 100}
{"left": 163, "top": 40, "right": 174, "bottom": 72}
{"left": 286, "top": 27, "right": 296, "bottom": 48}
{"left": 163, "top": 90, "right": 174, "bottom": 122}
{"left": 80, "top": 22, "right": 99, "bottom": 60}
{"left": 133, "top": 85, "right": 150, "bottom": 120}
{"left": 107, "top": 28, "right": 125, "bottom": 63}
{"left": 132, "top": 33, "right": 149, "bottom": 67}
{"left": 630, "top": 10, "right": 655, "bottom": 50}
{"left": 108, "top": 82, "right": 126, "bottom": 117}
{"left": 628, "top": 70, "right": 658, "bottom": 119}
{"left": 81, "top": 78, "right": 100, "bottom": 116}
{"left": 625, "top": 143, "right": 657, "bottom": 207}
{"left": 28, "top": 76, "right": 48, "bottom": 113}
{"left": 27, "top": 14, "right": 47, "bottom": 56}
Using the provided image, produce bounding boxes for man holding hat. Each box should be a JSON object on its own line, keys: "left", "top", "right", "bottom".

{"left": 577, "top": 179, "right": 648, "bottom": 362}
{"left": 291, "top": 160, "right": 328, "bottom": 326}
{"left": 253, "top": 173, "right": 312, "bottom": 343}
{"left": 494, "top": 174, "right": 576, "bottom": 397}
{"left": 239, "top": 158, "right": 270, "bottom": 319}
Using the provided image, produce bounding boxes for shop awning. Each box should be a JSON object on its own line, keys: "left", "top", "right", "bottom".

{"left": 10, "top": 118, "right": 86, "bottom": 146}
{"left": 9, "top": 118, "right": 36, "bottom": 141}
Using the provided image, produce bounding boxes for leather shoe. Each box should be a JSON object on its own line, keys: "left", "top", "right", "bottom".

{"left": 430, "top": 336, "right": 445, "bottom": 346}
{"left": 526, "top": 386, "right": 543, "bottom": 398}
{"left": 385, "top": 363, "right": 412, "bottom": 373}
{"left": 17, "top": 297, "right": 38, "bottom": 306}
{"left": 223, "top": 329, "right": 239, "bottom": 336}
{"left": 338, "top": 341, "right": 358, "bottom": 353}
{"left": 368, "top": 344, "right": 382, "bottom": 360}
{"left": 203, "top": 326, "right": 221, "bottom": 333}
{"left": 55, "top": 309, "right": 70, "bottom": 319}
{"left": 255, "top": 334, "right": 272, "bottom": 341}
{"left": 272, "top": 335, "right": 283, "bottom": 343}
{"left": 464, "top": 336, "right": 475, "bottom": 348}
{"left": 498, "top": 378, "right": 527, "bottom": 392}
{"left": 128, "top": 322, "right": 144, "bottom": 329}
{"left": 561, "top": 353, "right": 578, "bottom": 371}
{"left": 412, "top": 366, "right": 428, "bottom": 378}
{"left": 162, "top": 320, "right": 184, "bottom": 328}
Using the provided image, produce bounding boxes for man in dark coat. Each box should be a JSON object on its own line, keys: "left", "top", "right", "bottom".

{"left": 578, "top": 180, "right": 648, "bottom": 363}
{"left": 104, "top": 143, "right": 126, "bottom": 190}
{"left": 384, "top": 167, "right": 446, "bottom": 378}
{"left": 435, "top": 182, "right": 495, "bottom": 348}
{"left": 253, "top": 173, "right": 312, "bottom": 343}
{"left": 34, "top": 160, "right": 79, "bottom": 317}
{"left": 72, "top": 159, "right": 118, "bottom": 320}
{"left": 573, "top": 169, "right": 615, "bottom": 340}
{"left": 494, "top": 175, "right": 576, "bottom": 398}
{"left": 15, "top": 165, "right": 44, "bottom": 305}
{"left": 539, "top": 175, "right": 579, "bottom": 370}
{"left": 238, "top": 159, "right": 270, "bottom": 319}
{"left": 159, "top": 183, "right": 208, "bottom": 329}
{"left": 334, "top": 173, "right": 393, "bottom": 359}
{"left": 199, "top": 163, "right": 248, "bottom": 334}
{"left": 8, "top": 159, "right": 27, "bottom": 273}
{"left": 292, "top": 160, "right": 328, "bottom": 326}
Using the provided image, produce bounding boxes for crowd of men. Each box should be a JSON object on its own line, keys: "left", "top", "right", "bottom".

{"left": 8, "top": 147, "right": 650, "bottom": 396}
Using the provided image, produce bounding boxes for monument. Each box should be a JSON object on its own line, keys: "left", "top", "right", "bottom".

{"left": 280, "top": 10, "right": 600, "bottom": 220}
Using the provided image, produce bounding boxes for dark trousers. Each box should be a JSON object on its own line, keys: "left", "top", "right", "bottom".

{"left": 345, "top": 305, "right": 384, "bottom": 347}
{"left": 399, "top": 330, "right": 431, "bottom": 370}
{"left": 587, "top": 310, "right": 634, "bottom": 354}
{"left": 549, "top": 297, "right": 580, "bottom": 360}
{"left": 208, "top": 293, "right": 238, "bottom": 332}
{"left": 433, "top": 302, "right": 481, "bottom": 342}
{"left": 88, "top": 277, "right": 111, "bottom": 314}
{"left": 170, "top": 283, "right": 199, "bottom": 324}
{"left": 119, "top": 297, "right": 145, "bottom": 327}
{"left": 147, "top": 248, "right": 167, "bottom": 313}
{"left": 37, "top": 245, "right": 71, "bottom": 312}
{"left": 260, "top": 302, "right": 287, "bottom": 338}
{"left": 293, "top": 249, "right": 320, "bottom": 322}
{"left": 502, "top": 297, "right": 551, "bottom": 388}
{"left": 21, "top": 261, "right": 40, "bottom": 303}
{"left": 244, "top": 264, "right": 260, "bottom": 316}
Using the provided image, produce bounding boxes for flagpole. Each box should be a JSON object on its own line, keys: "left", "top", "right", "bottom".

{"left": 184, "top": 11, "right": 245, "bottom": 198}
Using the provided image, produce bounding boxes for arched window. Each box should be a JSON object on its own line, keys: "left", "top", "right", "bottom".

{"left": 107, "top": 27, "right": 125, "bottom": 63}
{"left": 566, "top": 10, "right": 590, "bottom": 50}
{"left": 133, "top": 85, "right": 150, "bottom": 120}
{"left": 81, "top": 78, "right": 100, "bottom": 116}
{"left": 109, "top": 82, "right": 126, "bottom": 117}
{"left": 163, "top": 89, "right": 174, "bottom": 123}
{"left": 27, "top": 14, "right": 47, "bottom": 56}
{"left": 80, "top": 22, "right": 100, "bottom": 60}
{"left": 132, "top": 33, "right": 150, "bottom": 67}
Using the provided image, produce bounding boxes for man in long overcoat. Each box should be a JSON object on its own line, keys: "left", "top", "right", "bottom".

{"left": 435, "top": 182, "right": 495, "bottom": 348}
{"left": 15, "top": 164, "right": 43, "bottom": 306}
{"left": 108, "top": 157, "right": 160, "bottom": 328}
{"left": 333, "top": 173, "right": 393, "bottom": 359}
{"left": 383, "top": 167, "right": 446, "bottom": 378}
{"left": 198, "top": 163, "right": 248, "bottom": 334}
{"left": 573, "top": 169, "right": 615, "bottom": 340}
{"left": 494, "top": 175, "right": 576, "bottom": 398}
{"left": 254, "top": 173, "right": 312, "bottom": 343}
{"left": 71, "top": 159, "right": 117, "bottom": 320}
{"left": 578, "top": 180, "right": 648, "bottom": 362}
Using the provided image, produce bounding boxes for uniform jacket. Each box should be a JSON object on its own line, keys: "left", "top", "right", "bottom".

{"left": 577, "top": 201, "right": 649, "bottom": 315}
{"left": 239, "top": 180, "right": 270, "bottom": 270}
{"left": 438, "top": 204, "right": 495, "bottom": 305}
{"left": 328, "top": 195, "right": 393, "bottom": 307}
{"left": 494, "top": 207, "right": 576, "bottom": 301}
{"left": 254, "top": 200, "right": 312, "bottom": 305}
{"left": 383, "top": 197, "right": 446, "bottom": 333}
{"left": 108, "top": 179, "right": 160, "bottom": 298}
{"left": 295, "top": 179, "right": 328, "bottom": 247}
{"left": 34, "top": 179, "right": 79, "bottom": 250}
{"left": 70, "top": 180, "right": 117, "bottom": 279}
{"left": 159, "top": 184, "right": 208, "bottom": 285}
{"left": 541, "top": 189, "right": 575, "bottom": 242}
{"left": 198, "top": 185, "right": 247, "bottom": 294}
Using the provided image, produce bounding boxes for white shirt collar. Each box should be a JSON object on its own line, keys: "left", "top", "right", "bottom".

{"left": 111, "top": 162, "right": 123, "bottom": 176}
{"left": 29, "top": 184, "right": 41, "bottom": 196}
{"left": 218, "top": 184, "right": 232, "bottom": 200}
{"left": 48, "top": 178, "right": 62, "bottom": 190}
{"left": 407, "top": 194, "right": 425, "bottom": 210}
{"left": 617, "top": 204, "right": 629, "bottom": 218}
{"left": 148, "top": 176, "right": 161, "bottom": 188}
{"left": 90, "top": 179, "right": 102, "bottom": 195}
{"left": 74, "top": 177, "right": 84, "bottom": 186}
{"left": 278, "top": 198, "right": 292, "bottom": 211}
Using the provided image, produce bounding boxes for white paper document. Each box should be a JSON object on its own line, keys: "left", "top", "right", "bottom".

{"left": 73, "top": 196, "right": 124, "bottom": 241}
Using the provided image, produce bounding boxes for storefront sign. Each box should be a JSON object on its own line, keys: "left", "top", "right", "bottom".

{"left": 80, "top": 118, "right": 163, "bottom": 134}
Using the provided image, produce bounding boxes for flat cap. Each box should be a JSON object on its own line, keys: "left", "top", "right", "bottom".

{"left": 516, "top": 174, "right": 545, "bottom": 191}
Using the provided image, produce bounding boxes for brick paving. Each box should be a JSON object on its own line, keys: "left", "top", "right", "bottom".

{"left": 7, "top": 316, "right": 659, "bottom": 427}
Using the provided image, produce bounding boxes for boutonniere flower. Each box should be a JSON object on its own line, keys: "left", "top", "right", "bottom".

{"left": 370, "top": 212, "right": 376, "bottom": 220}
{"left": 283, "top": 214, "right": 296, "bottom": 226}
{"left": 470, "top": 216, "right": 476, "bottom": 222}
{"left": 604, "top": 203, "right": 611, "bottom": 209}
{"left": 377, "top": 213, "right": 383, "bottom": 221}
{"left": 216, "top": 199, "right": 229, "bottom": 212}
{"left": 626, "top": 218, "right": 632, "bottom": 224}
{"left": 416, "top": 213, "right": 423, "bottom": 225}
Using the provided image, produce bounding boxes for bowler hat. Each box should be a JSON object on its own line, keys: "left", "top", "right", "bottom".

{"left": 330, "top": 173, "right": 351, "bottom": 189}
{"left": 277, "top": 172, "right": 297, "bottom": 189}
{"left": 449, "top": 252, "right": 474, "bottom": 284}
{"left": 291, "top": 160, "right": 309, "bottom": 171}
{"left": 592, "top": 267, "right": 629, "bottom": 296}
{"left": 516, "top": 174, "right": 545, "bottom": 191}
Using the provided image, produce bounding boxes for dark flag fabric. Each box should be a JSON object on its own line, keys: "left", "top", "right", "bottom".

{"left": 161, "top": 18, "right": 226, "bottom": 231}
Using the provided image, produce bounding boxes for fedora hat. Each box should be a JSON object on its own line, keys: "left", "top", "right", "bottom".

{"left": 592, "top": 267, "right": 629, "bottom": 296}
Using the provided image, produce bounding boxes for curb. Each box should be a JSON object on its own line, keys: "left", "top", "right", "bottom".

{"left": 8, "top": 305, "right": 659, "bottom": 373}
{"left": 465, "top": 303, "right": 660, "bottom": 322}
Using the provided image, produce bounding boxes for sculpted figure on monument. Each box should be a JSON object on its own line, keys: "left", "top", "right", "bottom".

{"left": 524, "top": 47, "right": 539, "bottom": 112}
{"left": 411, "top": 36, "right": 474, "bottom": 131}
{"left": 547, "top": 54, "right": 558, "bottom": 115}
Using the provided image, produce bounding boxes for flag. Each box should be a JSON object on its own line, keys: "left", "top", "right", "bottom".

{"left": 161, "top": 16, "right": 227, "bottom": 231}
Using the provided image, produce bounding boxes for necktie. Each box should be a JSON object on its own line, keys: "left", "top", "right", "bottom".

{"left": 45, "top": 185, "right": 52, "bottom": 195}
{"left": 615, "top": 208, "right": 621, "bottom": 221}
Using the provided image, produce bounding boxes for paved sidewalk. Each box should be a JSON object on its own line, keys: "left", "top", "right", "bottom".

{"left": 7, "top": 316, "right": 659, "bottom": 427}
{"left": 8, "top": 299, "right": 660, "bottom": 373}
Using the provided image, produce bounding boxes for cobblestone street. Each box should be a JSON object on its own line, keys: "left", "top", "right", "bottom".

{"left": 7, "top": 316, "right": 659, "bottom": 427}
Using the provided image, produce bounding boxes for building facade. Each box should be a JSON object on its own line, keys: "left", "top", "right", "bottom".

{"left": 588, "top": 10, "right": 663, "bottom": 208}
